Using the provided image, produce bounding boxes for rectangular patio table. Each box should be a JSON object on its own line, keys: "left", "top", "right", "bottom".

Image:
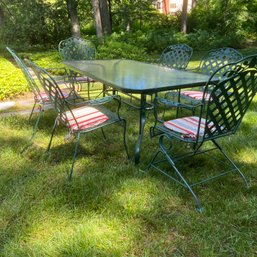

{"left": 64, "top": 59, "right": 212, "bottom": 164}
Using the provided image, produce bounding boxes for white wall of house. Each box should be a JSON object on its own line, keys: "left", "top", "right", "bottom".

{"left": 155, "top": 0, "right": 193, "bottom": 14}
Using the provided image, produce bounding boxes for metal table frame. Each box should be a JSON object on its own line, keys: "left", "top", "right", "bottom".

{"left": 64, "top": 59, "right": 212, "bottom": 164}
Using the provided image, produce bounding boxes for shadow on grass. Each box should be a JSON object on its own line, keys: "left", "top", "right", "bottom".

{"left": 0, "top": 103, "right": 257, "bottom": 256}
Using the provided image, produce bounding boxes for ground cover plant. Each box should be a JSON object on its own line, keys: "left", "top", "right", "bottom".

{"left": 0, "top": 57, "right": 28, "bottom": 100}
{"left": 0, "top": 49, "right": 257, "bottom": 256}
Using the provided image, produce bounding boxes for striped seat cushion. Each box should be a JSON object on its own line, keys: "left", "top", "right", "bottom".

{"left": 35, "top": 91, "right": 50, "bottom": 102}
{"left": 66, "top": 106, "right": 109, "bottom": 132}
{"left": 35, "top": 90, "right": 70, "bottom": 103}
{"left": 181, "top": 90, "right": 210, "bottom": 101}
{"left": 163, "top": 116, "right": 212, "bottom": 140}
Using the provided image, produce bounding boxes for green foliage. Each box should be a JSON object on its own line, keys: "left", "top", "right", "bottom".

{"left": 0, "top": 0, "right": 256, "bottom": 51}
{"left": 186, "top": 30, "right": 245, "bottom": 50}
{"left": 96, "top": 36, "right": 149, "bottom": 61}
{"left": 0, "top": 0, "right": 70, "bottom": 48}
{"left": 111, "top": 0, "right": 158, "bottom": 32}
{"left": 0, "top": 57, "right": 28, "bottom": 100}
{"left": 189, "top": 0, "right": 257, "bottom": 41}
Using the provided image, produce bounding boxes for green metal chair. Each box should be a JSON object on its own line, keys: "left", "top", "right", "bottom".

{"left": 161, "top": 47, "right": 243, "bottom": 116}
{"left": 157, "top": 44, "right": 193, "bottom": 116}
{"left": 34, "top": 62, "right": 129, "bottom": 180}
{"left": 117, "top": 44, "right": 193, "bottom": 110}
{"left": 159, "top": 44, "right": 193, "bottom": 70}
{"left": 6, "top": 47, "right": 80, "bottom": 140}
{"left": 58, "top": 36, "right": 98, "bottom": 99}
{"left": 147, "top": 55, "right": 257, "bottom": 211}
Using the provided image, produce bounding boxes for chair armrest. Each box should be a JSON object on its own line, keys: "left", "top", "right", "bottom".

{"left": 88, "top": 96, "right": 116, "bottom": 106}
{"left": 66, "top": 95, "right": 119, "bottom": 107}
{"left": 158, "top": 97, "right": 202, "bottom": 109}
{"left": 45, "top": 67, "right": 69, "bottom": 76}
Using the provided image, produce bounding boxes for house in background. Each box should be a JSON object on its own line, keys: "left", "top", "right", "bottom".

{"left": 155, "top": 0, "right": 192, "bottom": 14}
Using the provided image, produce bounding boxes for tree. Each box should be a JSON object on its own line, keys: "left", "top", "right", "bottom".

{"left": 91, "top": 0, "right": 111, "bottom": 38}
{"left": 65, "top": 0, "right": 81, "bottom": 37}
{"left": 111, "top": 0, "right": 156, "bottom": 32}
{"left": 181, "top": 0, "right": 188, "bottom": 33}
{"left": 0, "top": 6, "right": 4, "bottom": 26}
{"left": 191, "top": 0, "right": 196, "bottom": 9}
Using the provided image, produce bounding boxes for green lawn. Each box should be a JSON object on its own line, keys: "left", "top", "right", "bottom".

{"left": 0, "top": 49, "right": 257, "bottom": 256}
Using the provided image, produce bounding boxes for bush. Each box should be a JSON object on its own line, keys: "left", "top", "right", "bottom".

{"left": 96, "top": 37, "right": 150, "bottom": 62}
{"left": 0, "top": 57, "right": 28, "bottom": 100}
{"left": 186, "top": 30, "right": 245, "bottom": 50}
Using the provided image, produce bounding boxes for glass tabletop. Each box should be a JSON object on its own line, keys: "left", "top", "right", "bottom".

{"left": 64, "top": 59, "right": 211, "bottom": 94}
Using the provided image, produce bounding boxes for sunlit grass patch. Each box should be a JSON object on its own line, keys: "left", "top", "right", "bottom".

{"left": 2, "top": 213, "right": 136, "bottom": 256}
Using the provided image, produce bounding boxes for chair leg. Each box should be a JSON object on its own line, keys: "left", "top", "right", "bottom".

{"left": 176, "top": 89, "right": 181, "bottom": 118}
{"left": 212, "top": 139, "right": 249, "bottom": 189}
{"left": 21, "top": 107, "right": 43, "bottom": 154}
{"left": 47, "top": 118, "right": 58, "bottom": 152}
{"left": 68, "top": 132, "right": 81, "bottom": 181}
{"left": 163, "top": 150, "right": 202, "bottom": 212}
{"left": 87, "top": 81, "right": 91, "bottom": 99}
{"left": 147, "top": 135, "right": 202, "bottom": 212}
{"left": 28, "top": 101, "right": 37, "bottom": 123}
{"left": 146, "top": 150, "right": 162, "bottom": 171}
{"left": 101, "top": 127, "right": 107, "bottom": 140}
{"left": 30, "top": 107, "right": 43, "bottom": 141}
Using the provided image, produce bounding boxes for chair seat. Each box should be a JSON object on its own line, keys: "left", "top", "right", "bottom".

{"left": 163, "top": 116, "right": 213, "bottom": 140}
{"left": 74, "top": 76, "right": 96, "bottom": 83}
{"left": 181, "top": 90, "right": 211, "bottom": 101}
{"left": 35, "top": 90, "right": 70, "bottom": 103}
{"left": 66, "top": 106, "right": 109, "bottom": 132}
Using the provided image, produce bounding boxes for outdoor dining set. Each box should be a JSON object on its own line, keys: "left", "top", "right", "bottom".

{"left": 6, "top": 37, "right": 257, "bottom": 211}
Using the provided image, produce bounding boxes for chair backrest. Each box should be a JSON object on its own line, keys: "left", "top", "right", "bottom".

{"left": 201, "top": 55, "right": 257, "bottom": 141}
{"left": 58, "top": 37, "right": 96, "bottom": 61}
{"left": 199, "top": 47, "right": 243, "bottom": 77}
{"left": 159, "top": 44, "right": 193, "bottom": 70}
{"left": 28, "top": 60, "right": 77, "bottom": 127}
{"left": 6, "top": 47, "right": 45, "bottom": 103}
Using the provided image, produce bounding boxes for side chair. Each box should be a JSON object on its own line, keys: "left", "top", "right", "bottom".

{"left": 117, "top": 44, "right": 193, "bottom": 111}
{"left": 6, "top": 47, "right": 81, "bottom": 140}
{"left": 157, "top": 44, "right": 193, "bottom": 116}
{"left": 158, "top": 43, "right": 193, "bottom": 70}
{"left": 58, "top": 36, "right": 98, "bottom": 99}
{"left": 161, "top": 47, "right": 243, "bottom": 116}
{"left": 31, "top": 62, "right": 129, "bottom": 180}
{"left": 147, "top": 54, "right": 257, "bottom": 212}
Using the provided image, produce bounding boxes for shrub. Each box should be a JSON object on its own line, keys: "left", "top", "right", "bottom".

{"left": 0, "top": 57, "right": 28, "bottom": 100}
{"left": 186, "top": 30, "right": 245, "bottom": 50}
{"left": 96, "top": 37, "right": 150, "bottom": 62}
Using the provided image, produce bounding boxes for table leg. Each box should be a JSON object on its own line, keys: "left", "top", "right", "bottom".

{"left": 135, "top": 94, "right": 147, "bottom": 164}
{"left": 103, "top": 84, "right": 106, "bottom": 97}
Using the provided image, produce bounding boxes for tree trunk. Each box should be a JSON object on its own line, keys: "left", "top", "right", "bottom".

{"left": 0, "top": 7, "right": 4, "bottom": 26}
{"left": 108, "top": 0, "right": 112, "bottom": 30}
{"left": 91, "top": 0, "right": 103, "bottom": 37}
{"left": 99, "top": 0, "right": 112, "bottom": 35}
{"left": 181, "top": 0, "right": 188, "bottom": 33}
{"left": 66, "top": 0, "right": 81, "bottom": 37}
{"left": 191, "top": 0, "right": 197, "bottom": 9}
{"left": 91, "top": 0, "right": 111, "bottom": 38}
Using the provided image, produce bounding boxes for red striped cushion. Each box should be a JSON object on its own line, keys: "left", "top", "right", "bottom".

{"left": 163, "top": 116, "right": 212, "bottom": 140}
{"left": 35, "top": 90, "right": 70, "bottom": 103}
{"left": 181, "top": 90, "right": 210, "bottom": 100}
{"left": 66, "top": 106, "right": 109, "bottom": 132}
{"left": 35, "top": 91, "right": 50, "bottom": 102}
